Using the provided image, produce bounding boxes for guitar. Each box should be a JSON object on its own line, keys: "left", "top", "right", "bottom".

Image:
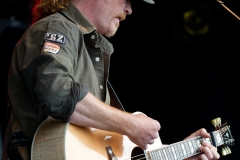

{"left": 31, "top": 117, "right": 234, "bottom": 160}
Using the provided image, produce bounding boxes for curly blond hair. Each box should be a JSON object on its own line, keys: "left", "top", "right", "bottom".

{"left": 31, "top": 0, "right": 70, "bottom": 24}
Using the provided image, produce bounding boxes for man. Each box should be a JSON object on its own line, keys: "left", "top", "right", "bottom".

{"left": 2, "top": 0, "right": 220, "bottom": 159}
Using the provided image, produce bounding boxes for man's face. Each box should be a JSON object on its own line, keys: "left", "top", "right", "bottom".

{"left": 92, "top": 0, "right": 132, "bottom": 37}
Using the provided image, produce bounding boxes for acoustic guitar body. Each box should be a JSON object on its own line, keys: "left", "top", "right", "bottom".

{"left": 31, "top": 117, "right": 162, "bottom": 160}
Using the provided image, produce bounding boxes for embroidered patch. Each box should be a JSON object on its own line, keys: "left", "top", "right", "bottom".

{"left": 44, "top": 32, "right": 66, "bottom": 44}
{"left": 42, "top": 42, "right": 60, "bottom": 54}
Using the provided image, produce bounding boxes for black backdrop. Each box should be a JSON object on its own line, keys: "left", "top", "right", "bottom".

{"left": 0, "top": 0, "right": 239, "bottom": 159}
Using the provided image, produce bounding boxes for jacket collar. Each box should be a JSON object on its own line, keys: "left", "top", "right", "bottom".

{"left": 60, "top": 3, "right": 96, "bottom": 35}
{"left": 60, "top": 3, "right": 114, "bottom": 54}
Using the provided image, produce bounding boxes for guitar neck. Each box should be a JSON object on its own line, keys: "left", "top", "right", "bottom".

{"left": 145, "top": 130, "right": 223, "bottom": 160}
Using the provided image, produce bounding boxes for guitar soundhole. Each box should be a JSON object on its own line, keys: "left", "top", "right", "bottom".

{"left": 131, "top": 147, "right": 146, "bottom": 160}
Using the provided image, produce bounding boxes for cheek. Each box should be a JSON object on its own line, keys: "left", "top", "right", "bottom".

{"left": 101, "top": 11, "right": 115, "bottom": 25}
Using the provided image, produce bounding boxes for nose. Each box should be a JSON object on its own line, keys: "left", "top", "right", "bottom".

{"left": 124, "top": 3, "right": 132, "bottom": 15}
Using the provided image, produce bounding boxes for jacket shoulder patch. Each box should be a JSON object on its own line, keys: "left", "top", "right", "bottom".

{"left": 42, "top": 42, "right": 60, "bottom": 54}
{"left": 45, "top": 32, "right": 66, "bottom": 44}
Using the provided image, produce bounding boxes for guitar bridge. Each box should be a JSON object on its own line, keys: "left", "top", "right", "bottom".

{"left": 106, "top": 146, "right": 118, "bottom": 160}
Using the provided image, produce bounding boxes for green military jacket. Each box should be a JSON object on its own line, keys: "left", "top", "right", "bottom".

{"left": 8, "top": 3, "right": 114, "bottom": 139}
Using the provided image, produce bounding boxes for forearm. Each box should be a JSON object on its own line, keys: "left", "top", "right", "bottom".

{"left": 69, "top": 92, "right": 161, "bottom": 150}
{"left": 69, "top": 92, "right": 135, "bottom": 136}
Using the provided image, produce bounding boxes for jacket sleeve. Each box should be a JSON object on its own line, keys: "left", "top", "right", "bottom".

{"left": 21, "top": 18, "right": 88, "bottom": 121}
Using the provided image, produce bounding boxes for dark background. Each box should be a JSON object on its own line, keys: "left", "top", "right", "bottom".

{"left": 0, "top": 0, "right": 239, "bottom": 159}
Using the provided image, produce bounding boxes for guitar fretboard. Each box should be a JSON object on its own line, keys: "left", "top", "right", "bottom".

{"left": 146, "top": 130, "right": 222, "bottom": 160}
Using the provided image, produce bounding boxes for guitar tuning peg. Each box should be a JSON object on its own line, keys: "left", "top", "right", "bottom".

{"left": 211, "top": 117, "right": 221, "bottom": 128}
{"left": 225, "top": 147, "right": 230, "bottom": 155}
{"left": 226, "top": 146, "right": 231, "bottom": 154}
{"left": 222, "top": 147, "right": 231, "bottom": 156}
{"left": 216, "top": 117, "right": 221, "bottom": 126}
{"left": 221, "top": 147, "right": 227, "bottom": 156}
{"left": 211, "top": 119, "right": 217, "bottom": 128}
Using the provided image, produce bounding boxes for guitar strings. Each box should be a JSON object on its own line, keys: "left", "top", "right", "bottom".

{"left": 130, "top": 153, "right": 145, "bottom": 159}
{"left": 220, "top": 126, "right": 228, "bottom": 137}
{"left": 220, "top": 126, "right": 234, "bottom": 142}
{"left": 122, "top": 153, "right": 146, "bottom": 160}
{"left": 124, "top": 136, "right": 204, "bottom": 160}
{"left": 123, "top": 128, "right": 232, "bottom": 160}
{"left": 128, "top": 153, "right": 146, "bottom": 160}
